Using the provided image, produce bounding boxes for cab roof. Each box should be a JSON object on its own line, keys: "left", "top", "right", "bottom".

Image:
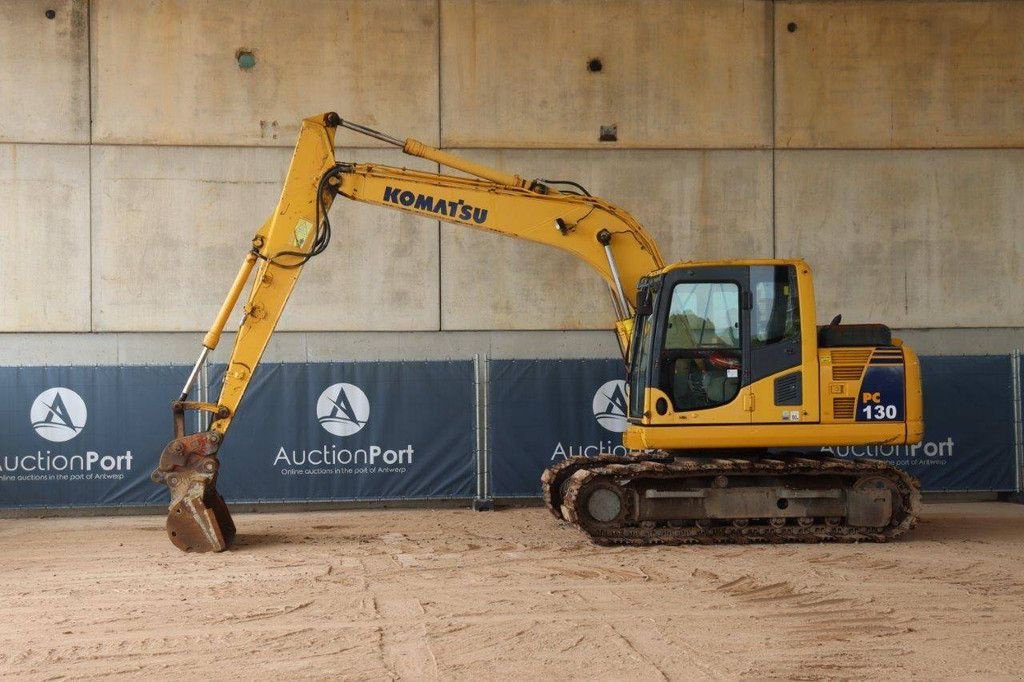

{"left": 652, "top": 258, "right": 810, "bottom": 278}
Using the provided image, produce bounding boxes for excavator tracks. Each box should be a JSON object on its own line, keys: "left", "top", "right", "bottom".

{"left": 542, "top": 453, "right": 920, "bottom": 545}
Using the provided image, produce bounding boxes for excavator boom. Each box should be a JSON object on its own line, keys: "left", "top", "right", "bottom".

{"left": 152, "top": 113, "right": 663, "bottom": 551}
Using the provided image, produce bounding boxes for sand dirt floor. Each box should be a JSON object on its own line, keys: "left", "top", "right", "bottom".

{"left": 2, "top": 502, "right": 1024, "bottom": 680}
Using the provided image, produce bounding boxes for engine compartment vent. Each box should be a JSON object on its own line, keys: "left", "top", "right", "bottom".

{"left": 830, "top": 349, "right": 872, "bottom": 381}
{"left": 833, "top": 397, "right": 857, "bottom": 420}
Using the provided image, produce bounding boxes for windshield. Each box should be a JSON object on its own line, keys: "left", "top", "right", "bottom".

{"left": 664, "top": 282, "right": 740, "bottom": 350}
{"left": 628, "top": 308, "right": 655, "bottom": 418}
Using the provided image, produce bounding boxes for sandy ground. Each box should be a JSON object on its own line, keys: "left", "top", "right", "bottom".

{"left": 2, "top": 503, "right": 1023, "bottom": 680}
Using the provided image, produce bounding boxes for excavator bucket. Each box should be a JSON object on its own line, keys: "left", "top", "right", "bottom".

{"left": 151, "top": 429, "right": 236, "bottom": 552}
{"left": 165, "top": 476, "right": 235, "bottom": 553}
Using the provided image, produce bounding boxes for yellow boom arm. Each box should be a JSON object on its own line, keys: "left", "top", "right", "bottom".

{"left": 211, "top": 113, "right": 663, "bottom": 435}
{"left": 152, "top": 112, "right": 663, "bottom": 552}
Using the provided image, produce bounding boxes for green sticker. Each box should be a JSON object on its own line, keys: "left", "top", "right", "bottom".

{"left": 293, "top": 218, "right": 313, "bottom": 248}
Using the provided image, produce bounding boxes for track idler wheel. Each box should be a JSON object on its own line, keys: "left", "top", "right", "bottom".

{"left": 564, "top": 470, "right": 632, "bottom": 528}
{"left": 151, "top": 431, "right": 235, "bottom": 552}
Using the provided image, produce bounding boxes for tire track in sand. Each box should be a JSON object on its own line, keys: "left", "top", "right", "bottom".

{"left": 694, "top": 568, "right": 914, "bottom": 679}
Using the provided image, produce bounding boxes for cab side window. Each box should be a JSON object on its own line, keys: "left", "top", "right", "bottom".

{"left": 751, "top": 266, "right": 799, "bottom": 347}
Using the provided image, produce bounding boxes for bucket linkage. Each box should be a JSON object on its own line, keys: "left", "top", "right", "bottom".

{"left": 151, "top": 400, "right": 235, "bottom": 552}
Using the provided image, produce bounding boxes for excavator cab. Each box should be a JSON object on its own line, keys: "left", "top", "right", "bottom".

{"left": 627, "top": 261, "right": 806, "bottom": 430}
{"left": 623, "top": 259, "right": 923, "bottom": 450}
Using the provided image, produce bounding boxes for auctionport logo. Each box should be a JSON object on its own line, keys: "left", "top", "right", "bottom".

{"left": 550, "top": 379, "right": 634, "bottom": 460}
{"left": 30, "top": 388, "right": 87, "bottom": 443}
{"left": 274, "top": 382, "right": 412, "bottom": 475}
{"left": 316, "top": 383, "right": 369, "bottom": 437}
{"left": 593, "top": 380, "right": 628, "bottom": 433}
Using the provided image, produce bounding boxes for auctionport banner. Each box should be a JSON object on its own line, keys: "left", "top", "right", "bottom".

{"left": 0, "top": 366, "right": 180, "bottom": 508}
{"left": 212, "top": 361, "right": 476, "bottom": 502}
{"left": 0, "top": 355, "right": 1018, "bottom": 508}
{"left": 488, "top": 359, "right": 635, "bottom": 497}
{"left": 0, "top": 361, "right": 475, "bottom": 508}
{"left": 487, "top": 356, "right": 1020, "bottom": 497}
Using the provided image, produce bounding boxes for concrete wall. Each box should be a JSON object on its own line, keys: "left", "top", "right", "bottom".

{"left": 0, "top": 144, "right": 91, "bottom": 331}
{"left": 0, "top": 0, "right": 89, "bottom": 143}
{"left": 776, "top": 150, "right": 1024, "bottom": 328}
{"left": 439, "top": 0, "right": 773, "bottom": 148}
{"left": 90, "top": 146, "right": 440, "bottom": 331}
{"left": 1, "top": 0, "right": 1022, "bottom": 362}
{"left": 775, "top": 1, "right": 1024, "bottom": 148}
{"left": 91, "top": 0, "right": 440, "bottom": 146}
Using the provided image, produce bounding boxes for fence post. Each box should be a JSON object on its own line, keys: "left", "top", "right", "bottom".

{"left": 1012, "top": 349, "right": 1023, "bottom": 495}
{"left": 473, "top": 354, "right": 493, "bottom": 510}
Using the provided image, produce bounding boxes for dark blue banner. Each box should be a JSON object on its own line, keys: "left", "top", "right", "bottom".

{"left": 1019, "top": 351, "right": 1024, "bottom": 493}
{"left": 1, "top": 355, "right": 1018, "bottom": 507}
{"left": 0, "top": 361, "right": 475, "bottom": 508}
{"left": 214, "top": 361, "right": 475, "bottom": 502}
{"left": 0, "top": 366, "right": 180, "bottom": 508}
{"left": 488, "top": 359, "right": 632, "bottom": 496}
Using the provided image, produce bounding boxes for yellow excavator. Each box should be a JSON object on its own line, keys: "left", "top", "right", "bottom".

{"left": 152, "top": 113, "right": 922, "bottom": 552}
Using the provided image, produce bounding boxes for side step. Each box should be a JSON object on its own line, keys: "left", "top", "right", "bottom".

{"left": 640, "top": 486, "right": 893, "bottom": 528}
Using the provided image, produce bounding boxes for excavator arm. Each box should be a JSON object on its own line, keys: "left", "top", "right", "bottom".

{"left": 152, "top": 112, "right": 663, "bottom": 552}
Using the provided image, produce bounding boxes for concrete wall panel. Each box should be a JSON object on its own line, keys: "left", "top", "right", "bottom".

{"left": 0, "top": 330, "right": 622, "bottom": 365}
{"left": 776, "top": 1, "right": 1024, "bottom": 148}
{"left": 91, "top": 147, "right": 439, "bottom": 332}
{"left": 776, "top": 150, "right": 1024, "bottom": 328}
{"left": 441, "top": 150, "right": 773, "bottom": 330}
{"left": 440, "top": 0, "right": 771, "bottom": 148}
{"left": 91, "top": 0, "right": 439, "bottom": 147}
{"left": 306, "top": 330, "right": 621, "bottom": 361}
{"left": 0, "top": 145, "right": 91, "bottom": 331}
{"left": 0, "top": 1, "right": 89, "bottom": 143}
{"left": 0, "top": 334, "right": 117, "bottom": 366}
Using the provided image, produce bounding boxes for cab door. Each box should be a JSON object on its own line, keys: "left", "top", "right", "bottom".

{"left": 649, "top": 266, "right": 752, "bottom": 425}
{"left": 747, "top": 265, "right": 807, "bottom": 423}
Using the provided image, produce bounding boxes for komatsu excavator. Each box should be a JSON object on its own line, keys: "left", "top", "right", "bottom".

{"left": 152, "top": 113, "right": 922, "bottom": 552}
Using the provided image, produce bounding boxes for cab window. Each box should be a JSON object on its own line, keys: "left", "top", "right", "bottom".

{"left": 628, "top": 311, "right": 654, "bottom": 418}
{"left": 661, "top": 282, "right": 741, "bottom": 411}
{"left": 665, "top": 282, "right": 740, "bottom": 349}
{"left": 751, "top": 265, "right": 799, "bottom": 347}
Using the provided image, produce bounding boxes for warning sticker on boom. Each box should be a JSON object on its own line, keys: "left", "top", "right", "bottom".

{"left": 293, "top": 218, "right": 313, "bottom": 248}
